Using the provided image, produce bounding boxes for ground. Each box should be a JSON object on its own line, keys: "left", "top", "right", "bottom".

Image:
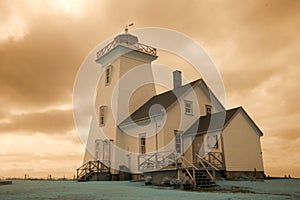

{"left": 0, "top": 179, "right": 299, "bottom": 200}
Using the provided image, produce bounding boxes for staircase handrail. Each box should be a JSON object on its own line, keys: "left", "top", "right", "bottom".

{"left": 195, "top": 153, "right": 220, "bottom": 171}
{"left": 76, "top": 160, "right": 111, "bottom": 181}
{"left": 197, "top": 157, "right": 214, "bottom": 180}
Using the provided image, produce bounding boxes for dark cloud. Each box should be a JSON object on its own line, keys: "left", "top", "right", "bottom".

{"left": 0, "top": 19, "right": 84, "bottom": 109}
{"left": 0, "top": 108, "right": 74, "bottom": 135}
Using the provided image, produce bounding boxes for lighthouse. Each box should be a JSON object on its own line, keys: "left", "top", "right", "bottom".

{"left": 82, "top": 28, "right": 159, "bottom": 173}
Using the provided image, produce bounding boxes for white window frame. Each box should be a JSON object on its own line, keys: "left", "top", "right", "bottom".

{"left": 184, "top": 100, "right": 193, "bottom": 115}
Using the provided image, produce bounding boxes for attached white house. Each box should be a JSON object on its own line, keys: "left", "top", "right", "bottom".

{"left": 77, "top": 31, "right": 264, "bottom": 186}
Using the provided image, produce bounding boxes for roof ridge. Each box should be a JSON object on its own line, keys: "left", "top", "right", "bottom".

{"left": 152, "top": 78, "right": 202, "bottom": 98}
{"left": 119, "top": 78, "right": 202, "bottom": 126}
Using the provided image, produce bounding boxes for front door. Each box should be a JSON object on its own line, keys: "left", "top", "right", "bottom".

{"left": 192, "top": 135, "right": 204, "bottom": 163}
{"left": 102, "top": 139, "right": 111, "bottom": 167}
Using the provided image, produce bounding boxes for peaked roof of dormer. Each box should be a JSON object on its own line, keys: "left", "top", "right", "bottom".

{"left": 183, "top": 107, "right": 263, "bottom": 136}
{"left": 119, "top": 79, "right": 201, "bottom": 126}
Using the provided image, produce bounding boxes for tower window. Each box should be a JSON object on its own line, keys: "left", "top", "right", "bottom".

{"left": 139, "top": 134, "right": 146, "bottom": 154}
{"left": 174, "top": 130, "right": 183, "bottom": 154}
{"left": 184, "top": 100, "right": 193, "bottom": 115}
{"left": 99, "top": 106, "right": 107, "bottom": 126}
{"left": 105, "top": 65, "right": 112, "bottom": 86}
{"left": 205, "top": 105, "right": 212, "bottom": 115}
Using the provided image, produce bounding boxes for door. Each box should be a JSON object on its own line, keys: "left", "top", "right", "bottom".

{"left": 192, "top": 135, "right": 204, "bottom": 163}
{"left": 102, "top": 139, "right": 111, "bottom": 167}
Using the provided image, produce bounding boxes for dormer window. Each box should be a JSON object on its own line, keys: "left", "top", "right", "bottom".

{"left": 205, "top": 105, "right": 212, "bottom": 115}
{"left": 184, "top": 100, "right": 193, "bottom": 115}
{"left": 105, "top": 65, "right": 112, "bottom": 86}
{"left": 99, "top": 106, "right": 107, "bottom": 126}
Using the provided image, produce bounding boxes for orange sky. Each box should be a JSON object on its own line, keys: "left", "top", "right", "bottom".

{"left": 0, "top": 0, "right": 299, "bottom": 179}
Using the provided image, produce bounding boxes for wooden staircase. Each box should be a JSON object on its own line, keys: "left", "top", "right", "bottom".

{"left": 180, "top": 168, "right": 217, "bottom": 189}
{"left": 76, "top": 160, "right": 111, "bottom": 182}
{"left": 180, "top": 155, "right": 219, "bottom": 189}
{"left": 194, "top": 170, "right": 217, "bottom": 188}
{"left": 194, "top": 152, "right": 225, "bottom": 188}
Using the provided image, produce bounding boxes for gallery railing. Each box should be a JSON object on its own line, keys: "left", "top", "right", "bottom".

{"left": 96, "top": 39, "right": 157, "bottom": 59}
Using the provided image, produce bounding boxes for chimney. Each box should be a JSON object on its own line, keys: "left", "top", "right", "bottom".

{"left": 173, "top": 70, "right": 182, "bottom": 89}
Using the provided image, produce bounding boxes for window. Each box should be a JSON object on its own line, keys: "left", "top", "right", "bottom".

{"left": 174, "top": 130, "right": 183, "bottom": 154}
{"left": 205, "top": 104, "right": 212, "bottom": 115}
{"left": 95, "top": 139, "right": 101, "bottom": 160}
{"left": 99, "top": 106, "right": 107, "bottom": 126}
{"left": 207, "top": 135, "right": 218, "bottom": 149}
{"left": 140, "top": 134, "right": 146, "bottom": 154}
{"left": 184, "top": 100, "right": 193, "bottom": 115}
{"left": 105, "top": 65, "right": 112, "bottom": 86}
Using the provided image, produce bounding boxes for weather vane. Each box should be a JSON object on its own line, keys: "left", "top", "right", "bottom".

{"left": 124, "top": 23, "right": 134, "bottom": 33}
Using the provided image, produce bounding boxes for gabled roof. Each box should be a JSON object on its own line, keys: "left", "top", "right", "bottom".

{"left": 184, "top": 107, "right": 263, "bottom": 136}
{"left": 184, "top": 107, "right": 239, "bottom": 136}
{"left": 119, "top": 79, "right": 201, "bottom": 126}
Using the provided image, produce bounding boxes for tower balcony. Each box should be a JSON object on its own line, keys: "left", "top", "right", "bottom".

{"left": 96, "top": 33, "right": 157, "bottom": 63}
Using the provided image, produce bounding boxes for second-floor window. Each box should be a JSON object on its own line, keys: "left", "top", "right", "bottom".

{"left": 105, "top": 65, "right": 112, "bottom": 86}
{"left": 184, "top": 100, "right": 193, "bottom": 115}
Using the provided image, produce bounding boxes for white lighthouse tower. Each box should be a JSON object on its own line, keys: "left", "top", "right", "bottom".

{"left": 82, "top": 28, "right": 158, "bottom": 175}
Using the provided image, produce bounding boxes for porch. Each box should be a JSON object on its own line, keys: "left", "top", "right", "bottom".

{"left": 138, "top": 151, "right": 225, "bottom": 188}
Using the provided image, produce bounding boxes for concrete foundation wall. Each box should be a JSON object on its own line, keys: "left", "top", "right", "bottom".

{"left": 143, "top": 170, "right": 178, "bottom": 186}
{"left": 131, "top": 173, "right": 143, "bottom": 180}
{"left": 89, "top": 173, "right": 111, "bottom": 181}
{"left": 111, "top": 174, "right": 119, "bottom": 181}
{"left": 225, "top": 171, "right": 265, "bottom": 180}
{"left": 119, "top": 171, "right": 131, "bottom": 181}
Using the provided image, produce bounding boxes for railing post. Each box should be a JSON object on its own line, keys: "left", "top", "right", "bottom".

{"left": 212, "top": 169, "right": 216, "bottom": 181}
{"left": 192, "top": 168, "right": 196, "bottom": 190}
{"left": 155, "top": 153, "right": 158, "bottom": 169}
{"left": 138, "top": 155, "right": 140, "bottom": 171}
{"left": 88, "top": 161, "right": 91, "bottom": 172}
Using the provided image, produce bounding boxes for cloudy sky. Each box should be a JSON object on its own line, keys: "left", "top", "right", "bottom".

{"left": 0, "top": 0, "right": 299, "bottom": 179}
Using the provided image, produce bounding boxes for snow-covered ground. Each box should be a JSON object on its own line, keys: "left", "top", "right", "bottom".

{"left": 0, "top": 179, "right": 299, "bottom": 200}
